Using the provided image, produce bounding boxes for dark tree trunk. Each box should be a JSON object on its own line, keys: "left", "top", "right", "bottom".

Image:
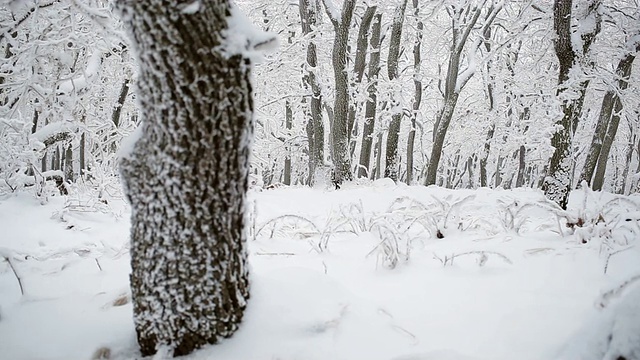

{"left": 515, "top": 144, "right": 526, "bottom": 188}
{"left": 479, "top": 124, "right": 494, "bottom": 187}
{"left": 117, "top": 0, "right": 253, "bottom": 356}
{"left": 64, "top": 144, "right": 73, "bottom": 182}
{"left": 425, "top": 3, "right": 500, "bottom": 186}
{"left": 79, "top": 132, "right": 85, "bottom": 178}
{"left": 300, "top": 0, "right": 325, "bottom": 184}
{"left": 543, "top": 0, "right": 601, "bottom": 209}
{"left": 358, "top": 12, "right": 382, "bottom": 179}
{"left": 580, "top": 43, "right": 637, "bottom": 188}
{"left": 384, "top": 0, "right": 408, "bottom": 181}
{"left": 325, "top": 0, "right": 357, "bottom": 186}
{"left": 592, "top": 97, "right": 623, "bottom": 191}
{"left": 54, "top": 146, "right": 60, "bottom": 171}
{"left": 373, "top": 132, "right": 383, "bottom": 180}
{"left": 348, "top": 6, "right": 376, "bottom": 159}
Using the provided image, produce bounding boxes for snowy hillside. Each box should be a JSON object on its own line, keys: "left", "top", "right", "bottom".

{"left": 1, "top": 183, "right": 639, "bottom": 360}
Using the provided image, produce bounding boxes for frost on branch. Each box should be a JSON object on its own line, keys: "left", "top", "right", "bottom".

{"left": 222, "top": 3, "right": 278, "bottom": 59}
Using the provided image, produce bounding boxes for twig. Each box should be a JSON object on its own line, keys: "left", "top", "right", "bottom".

{"left": 3, "top": 255, "right": 24, "bottom": 296}
{"left": 256, "top": 214, "right": 320, "bottom": 239}
{"left": 604, "top": 246, "right": 635, "bottom": 274}
{"left": 598, "top": 274, "right": 640, "bottom": 309}
{"left": 95, "top": 258, "right": 103, "bottom": 271}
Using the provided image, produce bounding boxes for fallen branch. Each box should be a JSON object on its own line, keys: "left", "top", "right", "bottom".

{"left": 2, "top": 255, "right": 24, "bottom": 296}
{"left": 598, "top": 274, "right": 640, "bottom": 309}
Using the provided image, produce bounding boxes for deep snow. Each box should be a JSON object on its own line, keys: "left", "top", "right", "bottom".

{"left": 0, "top": 182, "right": 639, "bottom": 360}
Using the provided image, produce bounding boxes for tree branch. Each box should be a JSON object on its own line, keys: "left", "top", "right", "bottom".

{"left": 0, "top": 0, "right": 60, "bottom": 42}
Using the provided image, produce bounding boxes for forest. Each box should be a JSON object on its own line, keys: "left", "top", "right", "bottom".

{"left": 1, "top": 0, "right": 640, "bottom": 359}
{"left": 0, "top": 0, "right": 638, "bottom": 205}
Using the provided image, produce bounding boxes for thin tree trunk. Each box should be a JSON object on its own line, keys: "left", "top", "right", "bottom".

{"left": 348, "top": 6, "right": 376, "bottom": 158}
{"left": 384, "top": 0, "right": 408, "bottom": 181}
{"left": 300, "top": 0, "right": 324, "bottom": 185}
{"left": 478, "top": 7, "right": 498, "bottom": 188}
{"left": 515, "top": 145, "right": 526, "bottom": 188}
{"left": 406, "top": 0, "right": 422, "bottom": 185}
{"left": 284, "top": 100, "right": 292, "bottom": 185}
{"left": 117, "top": 0, "right": 255, "bottom": 355}
{"left": 579, "top": 42, "right": 638, "bottom": 187}
{"left": 64, "top": 144, "right": 73, "bottom": 182}
{"left": 592, "top": 96, "right": 623, "bottom": 191}
{"left": 425, "top": 4, "right": 500, "bottom": 185}
{"left": 54, "top": 146, "right": 60, "bottom": 171}
{"left": 324, "top": 0, "right": 357, "bottom": 186}
{"left": 480, "top": 124, "right": 494, "bottom": 187}
{"left": 620, "top": 131, "right": 634, "bottom": 194}
{"left": 80, "top": 133, "right": 85, "bottom": 178}
{"left": 358, "top": 12, "right": 382, "bottom": 179}
{"left": 372, "top": 132, "right": 383, "bottom": 180}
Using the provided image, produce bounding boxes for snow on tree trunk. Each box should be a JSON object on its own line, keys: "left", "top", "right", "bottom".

{"left": 300, "top": 0, "right": 325, "bottom": 185}
{"left": 384, "top": 0, "right": 407, "bottom": 182}
{"left": 117, "top": 0, "right": 254, "bottom": 356}
{"left": 348, "top": 6, "right": 376, "bottom": 160}
{"left": 358, "top": 12, "right": 382, "bottom": 179}
{"left": 406, "top": 0, "right": 422, "bottom": 185}
{"left": 325, "top": 0, "right": 356, "bottom": 186}
{"left": 424, "top": 3, "right": 500, "bottom": 186}
{"left": 580, "top": 39, "right": 638, "bottom": 189}
{"left": 543, "top": 0, "right": 601, "bottom": 209}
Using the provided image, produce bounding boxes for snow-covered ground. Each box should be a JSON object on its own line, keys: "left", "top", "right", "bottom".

{"left": 1, "top": 182, "right": 639, "bottom": 360}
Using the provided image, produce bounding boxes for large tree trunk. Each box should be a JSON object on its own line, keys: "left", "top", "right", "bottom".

{"left": 543, "top": 0, "right": 601, "bottom": 209}
{"left": 384, "top": 0, "right": 408, "bottom": 181}
{"left": 117, "top": 1, "right": 253, "bottom": 356}
{"left": 300, "top": 0, "right": 325, "bottom": 185}
{"left": 358, "top": 12, "right": 382, "bottom": 179}
{"left": 325, "top": 0, "right": 357, "bottom": 186}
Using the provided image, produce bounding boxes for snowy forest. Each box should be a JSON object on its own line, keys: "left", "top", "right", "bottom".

{"left": 0, "top": 0, "right": 638, "bottom": 202}
{"left": 1, "top": 0, "right": 640, "bottom": 359}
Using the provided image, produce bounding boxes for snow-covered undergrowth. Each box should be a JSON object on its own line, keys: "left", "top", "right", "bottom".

{"left": 1, "top": 181, "right": 639, "bottom": 360}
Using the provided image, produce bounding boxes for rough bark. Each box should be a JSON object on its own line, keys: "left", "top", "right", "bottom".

{"left": 543, "top": 0, "right": 601, "bottom": 209}
{"left": 300, "top": 0, "right": 325, "bottom": 185}
{"left": 117, "top": 0, "right": 252, "bottom": 356}
{"left": 324, "top": 0, "right": 357, "bottom": 186}
{"left": 358, "top": 12, "right": 382, "bottom": 178}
